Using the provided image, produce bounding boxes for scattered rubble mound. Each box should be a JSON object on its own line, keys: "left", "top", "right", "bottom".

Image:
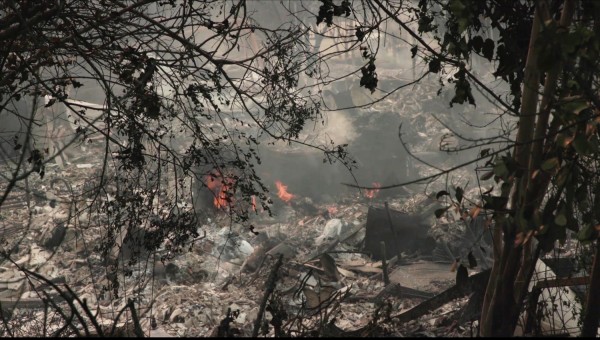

{"left": 0, "top": 75, "right": 590, "bottom": 337}
{"left": 0, "top": 156, "right": 492, "bottom": 337}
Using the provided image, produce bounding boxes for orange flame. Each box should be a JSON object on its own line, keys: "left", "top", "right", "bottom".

{"left": 251, "top": 195, "right": 257, "bottom": 212}
{"left": 275, "top": 180, "right": 295, "bottom": 202}
{"left": 327, "top": 206, "right": 338, "bottom": 216}
{"left": 206, "top": 173, "right": 234, "bottom": 209}
{"left": 364, "top": 182, "right": 381, "bottom": 199}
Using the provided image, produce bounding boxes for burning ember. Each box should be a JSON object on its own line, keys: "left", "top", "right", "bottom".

{"left": 364, "top": 182, "right": 381, "bottom": 199}
{"left": 205, "top": 173, "right": 234, "bottom": 209}
{"left": 252, "top": 195, "right": 257, "bottom": 212}
{"left": 327, "top": 205, "right": 338, "bottom": 216}
{"left": 275, "top": 180, "right": 295, "bottom": 202}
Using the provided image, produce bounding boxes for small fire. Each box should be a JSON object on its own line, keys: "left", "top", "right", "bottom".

{"left": 327, "top": 206, "right": 338, "bottom": 216}
{"left": 275, "top": 180, "right": 295, "bottom": 202}
{"left": 364, "top": 182, "right": 381, "bottom": 199}
{"left": 251, "top": 195, "right": 257, "bottom": 212}
{"left": 205, "top": 173, "right": 234, "bottom": 209}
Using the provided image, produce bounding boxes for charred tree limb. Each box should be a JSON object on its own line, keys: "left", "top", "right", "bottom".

{"left": 252, "top": 254, "right": 283, "bottom": 338}
{"left": 127, "top": 298, "right": 145, "bottom": 338}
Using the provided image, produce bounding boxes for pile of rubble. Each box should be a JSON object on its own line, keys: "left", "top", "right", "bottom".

{"left": 0, "top": 71, "right": 500, "bottom": 335}
{"left": 0, "top": 156, "right": 494, "bottom": 337}
{"left": 0, "top": 66, "right": 587, "bottom": 336}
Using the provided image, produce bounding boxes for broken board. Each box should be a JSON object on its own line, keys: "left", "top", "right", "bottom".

{"left": 388, "top": 260, "right": 456, "bottom": 293}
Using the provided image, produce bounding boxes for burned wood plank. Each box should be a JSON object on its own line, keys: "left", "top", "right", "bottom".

{"left": 0, "top": 278, "right": 69, "bottom": 313}
{"left": 0, "top": 222, "right": 25, "bottom": 239}
{"left": 391, "top": 269, "right": 490, "bottom": 323}
{"left": 321, "top": 318, "right": 385, "bottom": 337}
{"left": 303, "top": 224, "right": 365, "bottom": 264}
{"left": 373, "top": 283, "right": 434, "bottom": 302}
{"left": 0, "top": 294, "right": 66, "bottom": 311}
{"left": 346, "top": 283, "right": 434, "bottom": 303}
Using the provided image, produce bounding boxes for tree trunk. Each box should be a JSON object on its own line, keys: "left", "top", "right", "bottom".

{"left": 511, "top": 0, "right": 576, "bottom": 328}
{"left": 480, "top": 0, "right": 580, "bottom": 336}
{"left": 480, "top": 0, "right": 545, "bottom": 336}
